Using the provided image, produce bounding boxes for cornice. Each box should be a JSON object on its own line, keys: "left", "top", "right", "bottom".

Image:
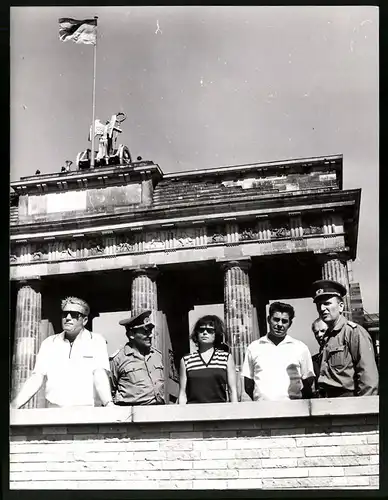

{"left": 10, "top": 188, "right": 360, "bottom": 239}
{"left": 164, "top": 154, "right": 343, "bottom": 185}
{"left": 10, "top": 190, "right": 360, "bottom": 243}
{"left": 10, "top": 161, "right": 163, "bottom": 195}
{"left": 10, "top": 154, "right": 344, "bottom": 196}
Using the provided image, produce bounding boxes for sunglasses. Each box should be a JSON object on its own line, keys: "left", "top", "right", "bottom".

{"left": 61, "top": 310, "right": 85, "bottom": 320}
{"left": 198, "top": 325, "right": 216, "bottom": 333}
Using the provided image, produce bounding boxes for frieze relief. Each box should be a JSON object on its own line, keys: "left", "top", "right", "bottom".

{"left": 269, "top": 219, "right": 292, "bottom": 239}
{"left": 303, "top": 224, "right": 324, "bottom": 235}
{"left": 145, "top": 231, "right": 166, "bottom": 250}
{"left": 175, "top": 228, "right": 196, "bottom": 248}
{"left": 240, "top": 227, "right": 259, "bottom": 241}
{"left": 59, "top": 240, "right": 77, "bottom": 259}
{"left": 10, "top": 214, "right": 330, "bottom": 264}
{"left": 115, "top": 234, "right": 135, "bottom": 253}
{"left": 207, "top": 225, "right": 226, "bottom": 244}
{"left": 31, "top": 244, "right": 47, "bottom": 261}
{"left": 86, "top": 238, "right": 105, "bottom": 256}
{"left": 302, "top": 216, "right": 324, "bottom": 235}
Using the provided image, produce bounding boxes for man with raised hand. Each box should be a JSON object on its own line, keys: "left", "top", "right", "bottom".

{"left": 243, "top": 301, "right": 315, "bottom": 401}
{"left": 11, "top": 296, "right": 113, "bottom": 409}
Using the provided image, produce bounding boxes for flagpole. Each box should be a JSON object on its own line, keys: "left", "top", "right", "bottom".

{"left": 90, "top": 16, "right": 98, "bottom": 168}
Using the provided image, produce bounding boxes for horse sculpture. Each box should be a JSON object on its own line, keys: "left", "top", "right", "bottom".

{"left": 76, "top": 112, "right": 132, "bottom": 169}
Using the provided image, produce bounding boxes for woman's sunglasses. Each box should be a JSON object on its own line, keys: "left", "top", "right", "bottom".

{"left": 198, "top": 325, "right": 216, "bottom": 333}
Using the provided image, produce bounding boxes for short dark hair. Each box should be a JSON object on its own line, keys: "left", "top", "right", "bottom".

{"left": 268, "top": 302, "right": 295, "bottom": 322}
{"left": 191, "top": 315, "right": 226, "bottom": 349}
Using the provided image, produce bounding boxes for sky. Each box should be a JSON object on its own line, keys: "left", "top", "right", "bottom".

{"left": 10, "top": 6, "right": 379, "bottom": 328}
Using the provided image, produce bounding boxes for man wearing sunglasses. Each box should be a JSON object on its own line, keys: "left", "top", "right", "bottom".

{"left": 110, "top": 310, "right": 165, "bottom": 406}
{"left": 10, "top": 296, "right": 113, "bottom": 409}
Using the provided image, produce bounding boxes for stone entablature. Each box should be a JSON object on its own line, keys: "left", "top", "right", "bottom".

{"left": 10, "top": 236, "right": 348, "bottom": 281}
{"left": 10, "top": 211, "right": 346, "bottom": 267}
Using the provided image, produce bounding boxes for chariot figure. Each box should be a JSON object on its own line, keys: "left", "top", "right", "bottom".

{"left": 76, "top": 112, "right": 132, "bottom": 169}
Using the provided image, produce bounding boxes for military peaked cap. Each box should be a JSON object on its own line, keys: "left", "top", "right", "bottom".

{"left": 119, "top": 310, "right": 155, "bottom": 329}
{"left": 312, "top": 279, "right": 347, "bottom": 303}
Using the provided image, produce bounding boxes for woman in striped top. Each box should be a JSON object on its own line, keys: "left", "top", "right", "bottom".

{"left": 178, "top": 315, "right": 238, "bottom": 404}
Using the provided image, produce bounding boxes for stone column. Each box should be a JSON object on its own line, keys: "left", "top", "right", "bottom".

{"left": 131, "top": 267, "right": 160, "bottom": 350}
{"left": 11, "top": 279, "right": 42, "bottom": 408}
{"left": 36, "top": 320, "right": 52, "bottom": 408}
{"left": 321, "top": 253, "right": 352, "bottom": 320}
{"left": 222, "top": 260, "right": 253, "bottom": 401}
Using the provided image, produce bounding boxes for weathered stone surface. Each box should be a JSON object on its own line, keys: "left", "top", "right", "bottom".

{"left": 222, "top": 260, "right": 253, "bottom": 401}
{"left": 321, "top": 253, "right": 351, "bottom": 319}
{"left": 12, "top": 281, "right": 42, "bottom": 408}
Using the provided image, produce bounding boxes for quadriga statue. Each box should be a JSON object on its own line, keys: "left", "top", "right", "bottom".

{"left": 76, "top": 112, "right": 132, "bottom": 169}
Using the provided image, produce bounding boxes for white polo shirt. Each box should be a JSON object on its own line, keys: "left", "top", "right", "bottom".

{"left": 242, "top": 335, "right": 314, "bottom": 401}
{"left": 33, "top": 328, "right": 110, "bottom": 407}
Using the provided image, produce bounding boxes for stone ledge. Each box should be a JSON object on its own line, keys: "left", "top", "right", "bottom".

{"left": 10, "top": 397, "right": 379, "bottom": 427}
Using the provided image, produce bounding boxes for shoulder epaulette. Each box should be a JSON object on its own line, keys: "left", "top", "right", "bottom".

{"left": 347, "top": 320, "right": 359, "bottom": 328}
{"left": 109, "top": 349, "right": 121, "bottom": 360}
{"left": 152, "top": 347, "right": 162, "bottom": 355}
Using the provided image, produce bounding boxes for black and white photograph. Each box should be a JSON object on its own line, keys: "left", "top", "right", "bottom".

{"left": 10, "top": 6, "right": 379, "bottom": 491}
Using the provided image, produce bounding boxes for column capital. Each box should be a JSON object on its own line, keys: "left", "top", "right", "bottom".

{"left": 220, "top": 258, "right": 251, "bottom": 272}
{"left": 15, "top": 277, "right": 41, "bottom": 291}
{"left": 132, "top": 266, "right": 160, "bottom": 280}
{"left": 316, "top": 251, "right": 351, "bottom": 265}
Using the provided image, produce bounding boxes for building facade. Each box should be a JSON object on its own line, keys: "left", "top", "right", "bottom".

{"left": 10, "top": 154, "right": 362, "bottom": 406}
{"left": 9, "top": 154, "right": 380, "bottom": 491}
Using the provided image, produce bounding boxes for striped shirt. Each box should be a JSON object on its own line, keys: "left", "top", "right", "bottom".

{"left": 183, "top": 349, "right": 229, "bottom": 403}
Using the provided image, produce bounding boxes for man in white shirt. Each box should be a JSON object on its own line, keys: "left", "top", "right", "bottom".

{"left": 10, "top": 296, "right": 113, "bottom": 409}
{"left": 242, "top": 301, "right": 315, "bottom": 401}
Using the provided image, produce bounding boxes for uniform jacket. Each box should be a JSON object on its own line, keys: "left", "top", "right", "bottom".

{"left": 110, "top": 343, "right": 165, "bottom": 405}
{"left": 318, "top": 315, "right": 378, "bottom": 396}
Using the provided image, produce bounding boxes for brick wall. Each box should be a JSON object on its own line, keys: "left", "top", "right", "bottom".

{"left": 10, "top": 398, "right": 379, "bottom": 490}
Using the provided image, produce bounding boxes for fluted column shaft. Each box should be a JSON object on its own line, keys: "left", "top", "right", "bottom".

{"left": 131, "top": 267, "right": 160, "bottom": 350}
{"left": 321, "top": 254, "right": 352, "bottom": 320}
{"left": 11, "top": 280, "right": 42, "bottom": 408}
{"left": 223, "top": 260, "right": 253, "bottom": 401}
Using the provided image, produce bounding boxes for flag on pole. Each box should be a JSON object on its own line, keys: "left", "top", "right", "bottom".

{"left": 58, "top": 18, "right": 97, "bottom": 45}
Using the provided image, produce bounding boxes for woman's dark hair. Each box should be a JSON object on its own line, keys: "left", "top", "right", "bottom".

{"left": 268, "top": 301, "right": 295, "bottom": 322}
{"left": 191, "top": 315, "right": 228, "bottom": 350}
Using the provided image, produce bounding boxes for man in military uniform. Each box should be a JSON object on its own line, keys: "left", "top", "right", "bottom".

{"left": 110, "top": 310, "right": 165, "bottom": 405}
{"left": 312, "top": 279, "right": 378, "bottom": 397}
